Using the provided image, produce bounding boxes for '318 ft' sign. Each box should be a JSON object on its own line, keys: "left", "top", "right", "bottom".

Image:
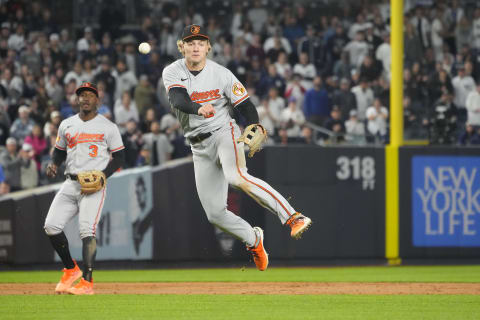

{"left": 336, "top": 156, "right": 375, "bottom": 190}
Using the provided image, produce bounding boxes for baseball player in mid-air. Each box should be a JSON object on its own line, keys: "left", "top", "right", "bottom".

{"left": 163, "top": 25, "right": 312, "bottom": 271}
{"left": 44, "top": 82, "right": 125, "bottom": 295}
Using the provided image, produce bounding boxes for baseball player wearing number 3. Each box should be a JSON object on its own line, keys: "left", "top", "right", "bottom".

{"left": 44, "top": 82, "right": 125, "bottom": 295}
{"left": 163, "top": 25, "right": 312, "bottom": 271}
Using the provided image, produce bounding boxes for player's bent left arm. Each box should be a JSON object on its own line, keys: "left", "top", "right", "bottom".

{"left": 102, "top": 149, "right": 125, "bottom": 178}
{"left": 46, "top": 147, "right": 67, "bottom": 178}
{"left": 235, "top": 98, "right": 260, "bottom": 126}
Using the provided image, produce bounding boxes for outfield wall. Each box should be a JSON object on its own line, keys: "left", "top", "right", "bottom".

{"left": 0, "top": 146, "right": 479, "bottom": 264}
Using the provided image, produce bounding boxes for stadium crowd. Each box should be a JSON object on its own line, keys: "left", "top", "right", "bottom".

{"left": 0, "top": 0, "right": 480, "bottom": 195}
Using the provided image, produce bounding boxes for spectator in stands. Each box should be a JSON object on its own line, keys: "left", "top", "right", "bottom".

{"left": 326, "top": 23, "right": 349, "bottom": 67}
{"left": 0, "top": 106, "right": 10, "bottom": 146}
{"left": 459, "top": 124, "right": 480, "bottom": 145}
{"left": 293, "top": 52, "right": 316, "bottom": 89}
{"left": 94, "top": 56, "right": 116, "bottom": 103}
{"left": 59, "top": 28, "right": 75, "bottom": 55}
{"left": 19, "top": 143, "right": 38, "bottom": 189}
{"left": 465, "top": 83, "right": 480, "bottom": 128}
{"left": 410, "top": 5, "right": 431, "bottom": 51}
{"left": 64, "top": 61, "right": 83, "bottom": 87}
{"left": 427, "top": 92, "right": 458, "bottom": 145}
{"left": 10, "top": 105, "right": 35, "bottom": 143}
{"left": 300, "top": 125, "right": 316, "bottom": 145}
{"left": 257, "top": 64, "right": 286, "bottom": 98}
{"left": 247, "top": 0, "right": 268, "bottom": 34}
{"left": 452, "top": 63, "right": 476, "bottom": 123}
{"left": 428, "top": 64, "right": 453, "bottom": 103}
{"left": 332, "top": 78, "right": 356, "bottom": 121}
{"left": 0, "top": 137, "right": 21, "bottom": 192}
{"left": 282, "top": 15, "right": 305, "bottom": 56}
{"left": 264, "top": 27, "right": 292, "bottom": 59}
{"left": 297, "top": 24, "right": 322, "bottom": 68}
{"left": 0, "top": 180, "right": 9, "bottom": 195}
{"left": 351, "top": 77, "right": 374, "bottom": 121}
{"left": 472, "top": 8, "right": 480, "bottom": 52}
{"left": 8, "top": 23, "right": 26, "bottom": 52}
{"left": 366, "top": 98, "right": 389, "bottom": 143}
{"left": 403, "top": 95, "right": 426, "bottom": 140}
{"left": 324, "top": 105, "right": 345, "bottom": 142}
{"left": 134, "top": 75, "right": 156, "bottom": 118}
{"left": 343, "top": 31, "right": 369, "bottom": 68}
{"left": 348, "top": 13, "right": 369, "bottom": 40}
{"left": 404, "top": 21, "right": 424, "bottom": 66}
{"left": 303, "top": 76, "right": 330, "bottom": 126}
{"left": 359, "top": 55, "right": 382, "bottom": 83}
{"left": 24, "top": 123, "right": 47, "bottom": 170}
{"left": 142, "top": 121, "right": 173, "bottom": 166}
{"left": 227, "top": 46, "right": 250, "bottom": 85}
{"left": 43, "top": 110, "right": 61, "bottom": 138}
{"left": 284, "top": 73, "right": 307, "bottom": 109}
{"left": 281, "top": 97, "right": 305, "bottom": 138}
{"left": 1, "top": 67, "right": 23, "bottom": 106}
{"left": 274, "top": 51, "right": 292, "bottom": 80}
{"left": 345, "top": 109, "right": 366, "bottom": 145}
{"left": 20, "top": 41, "right": 41, "bottom": 76}
{"left": 81, "top": 58, "right": 95, "bottom": 83}
{"left": 45, "top": 74, "right": 63, "bottom": 106}
{"left": 60, "top": 89, "right": 78, "bottom": 120}
{"left": 375, "top": 32, "right": 391, "bottom": 79}
{"left": 333, "top": 51, "right": 353, "bottom": 81}
{"left": 431, "top": 8, "right": 445, "bottom": 62}
{"left": 364, "top": 23, "right": 382, "bottom": 53}
{"left": 121, "top": 120, "right": 143, "bottom": 168}
{"left": 140, "top": 108, "right": 157, "bottom": 134}
{"left": 256, "top": 98, "right": 276, "bottom": 137}
{"left": 114, "top": 91, "right": 139, "bottom": 131}
{"left": 113, "top": 59, "right": 138, "bottom": 101}
{"left": 77, "top": 26, "right": 94, "bottom": 52}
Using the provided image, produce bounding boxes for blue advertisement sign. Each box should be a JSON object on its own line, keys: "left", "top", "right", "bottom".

{"left": 412, "top": 156, "right": 480, "bottom": 247}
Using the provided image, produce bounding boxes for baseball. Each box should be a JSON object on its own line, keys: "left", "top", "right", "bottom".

{"left": 138, "top": 42, "right": 151, "bottom": 54}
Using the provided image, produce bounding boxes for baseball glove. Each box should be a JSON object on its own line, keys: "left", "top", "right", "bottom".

{"left": 237, "top": 124, "right": 267, "bottom": 158}
{"left": 77, "top": 170, "right": 106, "bottom": 195}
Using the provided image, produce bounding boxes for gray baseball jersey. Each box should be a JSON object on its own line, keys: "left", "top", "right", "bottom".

{"left": 44, "top": 114, "right": 124, "bottom": 239}
{"left": 162, "top": 58, "right": 249, "bottom": 138}
{"left": 162, "top": 58, "right": 297, "bottom": 248}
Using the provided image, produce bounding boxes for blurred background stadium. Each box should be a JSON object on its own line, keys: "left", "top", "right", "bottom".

{"left": 0, "top": 0, "right": 479, "bottom": 268}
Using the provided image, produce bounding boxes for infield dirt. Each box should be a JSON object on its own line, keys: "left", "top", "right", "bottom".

{"left": 1, "top": 282, "right": 480, "bottom": 295}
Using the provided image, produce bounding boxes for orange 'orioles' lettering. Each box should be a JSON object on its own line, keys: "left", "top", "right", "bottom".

{"left": 66, "top": 132, "right": 105, "bottom": 148}
{"left": 190, "top": 89, "right": 221, "bottom": 104}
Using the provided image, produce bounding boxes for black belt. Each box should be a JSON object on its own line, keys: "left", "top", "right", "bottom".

{"left": 188, "top": 132, "right": 212, "bottom": 144}
{"left": 66, "top": 174, "right": 78, "bottom": 181}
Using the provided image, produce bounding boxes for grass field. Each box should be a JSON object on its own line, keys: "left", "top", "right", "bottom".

{"left": 1, "top": 265, "right": 480, "bottom": 319}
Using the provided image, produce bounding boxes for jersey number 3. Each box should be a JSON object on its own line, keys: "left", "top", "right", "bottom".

{"left": 89, "top": 145, "right": 98, "bottom": 157}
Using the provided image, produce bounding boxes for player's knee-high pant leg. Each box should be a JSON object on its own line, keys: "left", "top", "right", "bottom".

{"left": 78, "top": 186, "right": 107, "bottom": 239}
{"left": 44, "top": 180, "right": 80, "bottom": 235}
{"left": 192, "top": 141, "right": 257, "bottom": 247}
{"left": 219, "top": 122, "right": 296, "bottom": 224}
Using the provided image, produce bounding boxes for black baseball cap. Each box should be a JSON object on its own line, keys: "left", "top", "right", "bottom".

{"left": 75, "top": 82, "right": 98, "bottom": 97}
{"left": 180, "top": 24, "right": 209, "bottom": 42}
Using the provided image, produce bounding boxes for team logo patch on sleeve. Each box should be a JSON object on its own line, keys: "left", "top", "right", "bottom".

{"left": 232, "top": 82, "right": 246, "bottom": 97}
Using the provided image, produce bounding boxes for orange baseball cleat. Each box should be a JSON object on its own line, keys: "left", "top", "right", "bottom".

{"left": 67, "top": 278, "right": 94, "bottom": 295}
{"left": 247, "top": 227, "right": 269, "bottom": 271}
{"left": 286, "top": 213, "right": 312, "bottom": 240}
{"left": 54, "top": 260, "right": 82, "bottom": 294}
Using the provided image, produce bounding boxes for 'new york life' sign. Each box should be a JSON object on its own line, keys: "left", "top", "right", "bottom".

{"left": 412, "top": 156, "right": 480, "bottom": 247}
